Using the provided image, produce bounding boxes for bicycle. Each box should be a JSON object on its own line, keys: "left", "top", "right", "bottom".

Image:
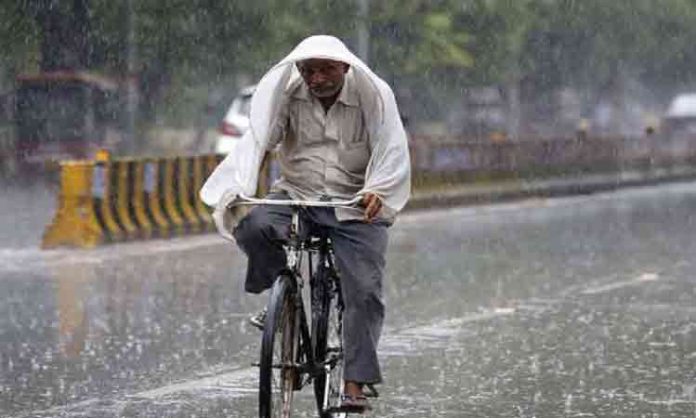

{"left": 231, "top": 194, "right": 369, "bottom": 418}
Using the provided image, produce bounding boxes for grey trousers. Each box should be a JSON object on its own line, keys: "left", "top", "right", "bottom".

{"left": 233, "top": 199, "right": 388, "bottom": 384}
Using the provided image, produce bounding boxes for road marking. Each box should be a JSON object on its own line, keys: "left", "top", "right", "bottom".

{"left": 580, "top": 272, "right": 660, "bottom": 295}
{"left": 133, "top": 308, "right": 519, "bottom": 399}
{"left": 132, "top": 367, "right": 258, "bottom": 399}
{"left": 379, "top": 308, "right": 516, "bottom": 356}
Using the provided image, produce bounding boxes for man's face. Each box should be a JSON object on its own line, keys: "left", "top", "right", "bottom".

{"left": 297, "top": 59, "right": 349, "bottom": 98}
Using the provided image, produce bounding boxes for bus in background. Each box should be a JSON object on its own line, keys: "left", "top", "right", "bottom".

{"left": 13, "top": 71, "right": 123, "bottom": 172}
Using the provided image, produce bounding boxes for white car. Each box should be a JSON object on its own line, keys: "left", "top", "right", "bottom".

{"left": 215, "top": 85, "right": 255, "bottom": 154}
{"left": 663, "top": 93, "right": 696, "bottom": 138}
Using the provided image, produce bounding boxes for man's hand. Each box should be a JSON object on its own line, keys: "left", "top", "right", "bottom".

{"left": 361, "top": 192, "right": 383, "bottom": 222}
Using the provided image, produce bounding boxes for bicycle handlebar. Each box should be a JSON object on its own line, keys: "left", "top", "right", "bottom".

{"left": 229, "top": 193, "right": 363, "bottom": 210}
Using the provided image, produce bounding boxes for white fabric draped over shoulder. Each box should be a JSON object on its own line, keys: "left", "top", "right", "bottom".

{"left": 200, "top": 35, "right": 411, "bottom": 240}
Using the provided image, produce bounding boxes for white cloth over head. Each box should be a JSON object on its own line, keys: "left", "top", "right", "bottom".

{"left": 200, "top": 35, "right": 411, "bottom": 240}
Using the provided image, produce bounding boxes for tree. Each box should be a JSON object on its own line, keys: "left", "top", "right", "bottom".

{"left": 5, "top": 0, "right": 696, "bottom": 133}
{"left": 0, "top": 2, "right": 40, "bottom": 88}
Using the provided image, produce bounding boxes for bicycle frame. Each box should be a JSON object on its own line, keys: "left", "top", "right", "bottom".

{"left": 284, "top": 206, "right": 345, "bottom": 383}
{"left": 234, "top": 194, "right": 356, "bottom": 417}
{"left": 283, "top": 207, "right": 319, "bottom": 382}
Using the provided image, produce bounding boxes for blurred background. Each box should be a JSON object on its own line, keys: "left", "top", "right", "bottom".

{"left": 3, "top": 0, "right": 696, "bottom": 173}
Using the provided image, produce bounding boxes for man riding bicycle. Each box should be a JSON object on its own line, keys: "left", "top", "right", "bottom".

{"left": 200, "top": 35, "right": 411, "bottom": 412}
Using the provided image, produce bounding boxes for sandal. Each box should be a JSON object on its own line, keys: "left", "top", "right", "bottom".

{"left": 363, "top": 383, "right": 379, "bottom": 398}
{"left": 339, "top": 393, "right": 372, "bottom": 413}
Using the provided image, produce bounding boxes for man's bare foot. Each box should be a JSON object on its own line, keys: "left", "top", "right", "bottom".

{"left": 344, "top": 381, "right": 363, "bottom": 398}
{"left": 341, "top": 381, "right": 371, "bottom": 412}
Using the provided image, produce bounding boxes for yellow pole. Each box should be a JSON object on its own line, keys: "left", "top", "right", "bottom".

{"left": 131, "top": 160, "right": 154, "bottom": 239}
{"left": 42, "top": 161, "right": 104, "bottom": 248}
{"left": 177, "top": 157, "right": 201, "bottom": 233}
{"left": 145, "top": 159, "right": 170, "bottom": 237}
{"left": 192, "top": 155, "right": 213, "bottom": 230}
{"left": 115, "top": 159, "right": 139, "bottom": 239}
{"left": 95, "top": 160, "right": 124, "bottom": 241}
{"left": 162, "top": 158, "right": 185, "bottom": 235}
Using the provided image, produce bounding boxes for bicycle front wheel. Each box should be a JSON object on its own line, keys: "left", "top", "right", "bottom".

{"left": 312, "top": 271, "right": 345, "bottom": 417}
{"left": 259, "top": 274, "right": 298, "bottom": 418}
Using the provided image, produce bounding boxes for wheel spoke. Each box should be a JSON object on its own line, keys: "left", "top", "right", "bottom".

{"left": 259, "top": 276, "right": 298, "bottom": 418}
{"left": 313, "top": 273, "right": 346, "bottom": 417}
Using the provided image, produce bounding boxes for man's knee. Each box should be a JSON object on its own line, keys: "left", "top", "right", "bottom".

{"left": 234, "top": 209, "right": 270, "bottom": 243}
{"left": 235, "top": 209, "right": 290, "bottom": 254}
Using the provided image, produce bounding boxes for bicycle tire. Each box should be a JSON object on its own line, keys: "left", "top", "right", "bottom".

{"left": 312, "top": 266, "right": 346, "bottom": 418}
{"left": 259, "top": 274, "right": 298, "bottom": 418}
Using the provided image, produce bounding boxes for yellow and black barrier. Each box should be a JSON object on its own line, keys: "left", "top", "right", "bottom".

{"left": 42, "top": 152, "right": 228, "bottom": 249}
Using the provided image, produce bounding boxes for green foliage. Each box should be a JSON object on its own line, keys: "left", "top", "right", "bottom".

{"left": 4, "top": 0, "right": 696, "bottom": 123}
{"left": 370, "top": 0, "right": 473, "bottom": 76}
{"left": 0, "top": 2, "right": 40, "bottom": 87}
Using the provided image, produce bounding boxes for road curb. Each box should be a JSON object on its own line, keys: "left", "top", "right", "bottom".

{"left": 406, "top": 166, "right": 696, "bottom": 211}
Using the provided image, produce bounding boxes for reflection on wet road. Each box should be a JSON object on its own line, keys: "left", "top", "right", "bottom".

{"left": 2, "top": 182, "right": 696, "bottom": 417}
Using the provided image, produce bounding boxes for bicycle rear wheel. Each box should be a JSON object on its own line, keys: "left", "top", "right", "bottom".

{"left": 259, "top": 274, "right": 298, "bottom": 418}
{"left": 312, "top": 269, "right": 345, "bottom": 418}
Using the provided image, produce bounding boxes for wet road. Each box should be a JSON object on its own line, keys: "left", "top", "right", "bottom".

{"left": 0, "top": 178, "right": 57, "bottom": 249}
{"left": 2, "top": 181, "right": 696, "bottom": 417}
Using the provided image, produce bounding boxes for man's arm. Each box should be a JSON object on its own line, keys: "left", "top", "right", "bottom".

{"left": 358, "top": 77, "right": 411, "bottom": 220}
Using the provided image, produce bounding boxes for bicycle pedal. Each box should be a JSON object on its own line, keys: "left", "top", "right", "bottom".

{"left": 327, "top": 403, "right": 372, "bottom": 414}
{"left": 292, "top": 373, "right": 302, "bottom": 390}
